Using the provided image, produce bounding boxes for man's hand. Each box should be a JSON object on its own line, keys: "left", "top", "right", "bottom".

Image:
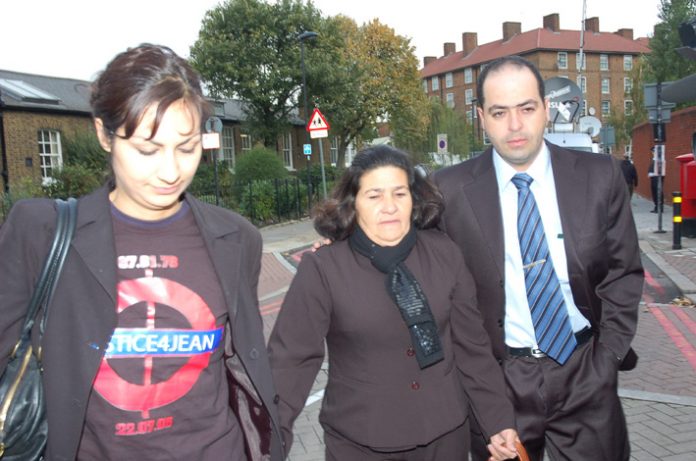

{"left": 311, "top": 238, "right": 332, "bottom": 252}
{"left": 487, "top": 428, "right": 520, "bottom": 461}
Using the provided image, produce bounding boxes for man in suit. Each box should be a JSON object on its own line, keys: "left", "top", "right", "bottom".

{"left": 434, "top": 56, "right": 644, "bottom": 461}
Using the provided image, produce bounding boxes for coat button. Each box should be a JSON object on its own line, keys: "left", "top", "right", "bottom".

{"left": 411, "top": 381, "right": 420, "bottom": 390}
{"left": 249, "top": 348, "right": 259, "bottom": 359}
{"left": 499, "top": 280, "right": 504, "bottom": 287}
{"left": 406, "top": 347, "right": 415, "bottom": 357}
{"left": 273, "top": 394, "right": 280, "bottom": 404}
{"left": 497, "top": 358, "right": 503, "bottom": 366}
{"left": 497, "top": 319, "right": 504, "bottom": 327}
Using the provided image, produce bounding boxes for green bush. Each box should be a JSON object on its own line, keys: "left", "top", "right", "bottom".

{"left": 234, "top": 147, "right": 288, "bottom": 183}
{"left": 63, "top": 129, "right": 109, "bottom": 175}
{"left": 44, "top": 164, "right": 103, "bottom": 199}
{"left": 189, "top": 162, "right": 237, "bottom": 209}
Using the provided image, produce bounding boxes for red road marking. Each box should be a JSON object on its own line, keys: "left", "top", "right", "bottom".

{"left": 643, "top": 268, "right": 665, "bottom": 296}
{"left": 671, "top": 306, "right": 696, "bottom": 336}
{"left": 650, "top": 306, "right": 696, "bottom": 371}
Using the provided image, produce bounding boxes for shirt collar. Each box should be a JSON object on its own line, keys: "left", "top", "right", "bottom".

{"left": 493, "top": 142, "right": 552, "bottom": 193}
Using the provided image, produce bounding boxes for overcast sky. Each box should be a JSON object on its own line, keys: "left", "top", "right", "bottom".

{"left": 0, "top": 0, "right": 662, "bottom": 81}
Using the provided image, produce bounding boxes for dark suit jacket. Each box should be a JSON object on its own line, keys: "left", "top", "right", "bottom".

{"left": 0, "top": 186, "right": 284, "bottom": 461}
{"left": 268, "top": 229, "right": 514, "bottom": 452}
{"left": 434, "top": 143, "right": 644, "bottom": 366}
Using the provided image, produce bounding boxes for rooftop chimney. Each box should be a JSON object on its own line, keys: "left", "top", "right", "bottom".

{"left": 443, "top": 42, "right": 456, "bottom": 56}
{"left": 543, "top": 13, "right": 560, "bottom": 32}
{"left": 584, "top": 17, "right": 599, "bottom": 33}
{"left": 424, "top": 56, "right": 437, "bottom": 67}
{"left": 503, "top": 21, "right": 521, "bottom": 41}
{"left": 614, "top": 28, "right": 634, "bottom": 40}
{"left": 462, "top": 32, "right": 478, "bottom": 56}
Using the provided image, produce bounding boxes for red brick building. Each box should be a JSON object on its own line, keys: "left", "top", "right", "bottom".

{"left": 420, "top": 13, "right": 650, "bottom": 157}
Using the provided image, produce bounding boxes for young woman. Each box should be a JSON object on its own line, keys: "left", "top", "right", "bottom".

{"left": 268, "top": 146, "right": 519, "bottom": 461}
{"left": 0, "top": 44, "right": 283, "bottom": 460}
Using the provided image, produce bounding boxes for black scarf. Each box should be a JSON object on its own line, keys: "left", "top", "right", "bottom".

{"left": 349, "top": 226, "right": 444, "bottom": 369}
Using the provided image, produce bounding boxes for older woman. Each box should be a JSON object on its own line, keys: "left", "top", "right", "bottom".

{"left": 268, "top": 146, "right": 518, "bottom": 461}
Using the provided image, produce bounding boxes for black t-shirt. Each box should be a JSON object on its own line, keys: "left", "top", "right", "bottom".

{"left": 77, "top": 202, "right": 246, "bottom": 460}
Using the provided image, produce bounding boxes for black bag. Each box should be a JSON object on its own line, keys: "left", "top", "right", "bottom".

{"left": 0, "top": 198, "right": 77, "bottom": 460}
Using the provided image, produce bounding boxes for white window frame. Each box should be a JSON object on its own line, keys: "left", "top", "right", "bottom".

{"left": 445, "top": 72, "right": 453, "bottom": 88}
{"left": 465, "top": 88, "right": 473, "bottom": 105}
{"left": 624, "top": 100, "right": 633, "bottom": 115}
{"left": 330, "top": 137, "right": 339, "bottom": 166}
{"left": 38, "top": 129, "right": 62, "bottom": 182}
{"left": 599, "top": 54, "right": 609, "bottom": 71}
{"left": 281, "top": 132, "right": 293, "bottom": 169}
{"left": 624, "top": 55, "right": 633, "bottom": 71}
{"left": 601, "top": 100, "right": 610, "bottom": 116}
{"left": 581, "top": 99, "right": 588, "bottom": 116}
{"left": 431, "top": 76, "right": 439, "bottom": 91}
{"left": 557, "top": 52, "right": 568, "bottom": 69}
{"left": 601, "top": 78, "right": 610, "bottom": 94}
{"left": 446, "top": 92, "right": 455, "bottom": 108}
{"left": 422, "top": 80, "right": 428, "bottom": 93}
{"left": 240, "top": 132, "right": 252, "bottom": 152}
{"left": 220, "top": 126, "right": 236, "bottom": 169}
{"left": 576, "top": 75, "right": 587, "bottom": 93}
{"left": 625, "top": 144, "right": 632, "bottom": 158}
{"left": 624, "top": 77, "right": 633, "bottom": 94}
{"left": 464, "top": 68, "right": 473, "bottom": 84}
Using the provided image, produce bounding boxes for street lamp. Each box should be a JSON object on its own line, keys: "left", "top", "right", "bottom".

{"left": 298, "top": 30, "right": 317, "bottom": 211}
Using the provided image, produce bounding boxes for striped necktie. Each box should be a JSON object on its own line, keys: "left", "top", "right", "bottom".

{"left": 512, "top": 173, "right": 576, "bottom": 364}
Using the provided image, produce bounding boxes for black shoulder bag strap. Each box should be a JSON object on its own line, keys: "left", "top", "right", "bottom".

{"left": 19, "top": 198, "right": 78, "bottom": 350}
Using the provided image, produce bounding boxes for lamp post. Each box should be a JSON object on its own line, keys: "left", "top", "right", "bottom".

{"left": 298, "top": 30, "right": 317, "bottom": 212}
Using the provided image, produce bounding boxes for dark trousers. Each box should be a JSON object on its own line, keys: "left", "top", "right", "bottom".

{"left": 324, "top": 420, "right": 469, "bottom": 461}
{"left": 650, "top": 176, "right": 664, "bottom": 210}
{"left": 470, "top": 340, "right": 629, "bottom": 461}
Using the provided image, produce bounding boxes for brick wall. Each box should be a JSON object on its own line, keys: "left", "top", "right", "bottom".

{"left": 632, "top": 106, "right": 696, "bottom": 201}
{"left": 3, "top": 110, "right": 92, "bottom": 188}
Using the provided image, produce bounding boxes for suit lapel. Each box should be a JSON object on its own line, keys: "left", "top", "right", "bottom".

{"left": 549, "top": 144, "right": 586, "bottom": 272}
{"left": 461, "top": 151, "right": 506, "bottom": 278}
{"left": 187, "top": 196, "right": 243, "bottom": 319}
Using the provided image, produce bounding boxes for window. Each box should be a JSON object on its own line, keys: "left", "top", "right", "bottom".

{"left": 465, "top": 88, "right": 473, "bottom": 105}
{"left": 240, "top": 132, "right": 252, "bottom": 151}
{"left": 625, "top": 144, "right": 632, "bottom": 158}
{"left": 281, "top": 133, "right": 293, "bottom": 169}
{"left": 599, "top": 54, "right": 609, "bottom": 71}
{"left": 445, "top": 72, "right": 453, "bottom": 88}
{"left": 557, "top": 52, "right": 568, "bottom": 69}
{"left": 624, "top": 77, "right": 633, "bottom": 94}
{"left": 624, "top": 55, "right": 633, "bottom": 71}
{"left": 464, "top": 68, "right": 473, "bottom": 84}
{"left": 431, "top": 76, "right": 439, "bottom": 91}
{"left": 219, "top": 126, "right": 236, "bottom": 169}
{"left": 422, "top": 80, "right": 428, "bottom": 93}
{"left": 581, "top": 99, "right": 588, "bottom": 116}
{"left": 575, "top": 52, "right": 586, "bottom": 70}
{"left": 330, "top": 137, "right": 339, "bottom": 166}
{"left": 576, "top": 75, "right": 586, "bottom": 93}
{"left": 38, "top": 129, "right": 62, "bottom": 181}
{"left": 601, "top": 100, "right": 610, "bottom": 116}
{"left": 601, "top": 78, "right": 610, "bottom": 94}
{"left": 624, "top": 100, "right": 633, "bottom": 115}
{"left": 446, "top": 92, "right": 455, "bottom": 108}
{"left": 603, "top": 145, "right": 613, "bottom": 155}
{"left": 466, "top": 109, "right": 473, "bottom": 121}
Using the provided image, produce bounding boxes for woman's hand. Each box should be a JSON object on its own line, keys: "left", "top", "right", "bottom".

{"left": 311, "top": 238, "right": 332, "bottom": 252}
{"left": 487, "top": 428, "right": 520, "bottom": 461}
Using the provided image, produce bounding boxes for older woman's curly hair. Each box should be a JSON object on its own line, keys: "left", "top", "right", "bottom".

{"left": 313, "top": 145, "right": 444, "bottom": 241}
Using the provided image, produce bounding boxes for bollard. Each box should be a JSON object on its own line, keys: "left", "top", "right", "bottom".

{"left": 673, "top": 191, "right": 682, "bottom": 250}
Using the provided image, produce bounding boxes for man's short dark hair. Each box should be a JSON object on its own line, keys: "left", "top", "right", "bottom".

{"left": 476, "top": 55, "right": 545, "bottom": 108}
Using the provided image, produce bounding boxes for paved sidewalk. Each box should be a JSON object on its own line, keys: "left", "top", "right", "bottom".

{"left": 257, "top": 193, "right": 696, "bottom": 461}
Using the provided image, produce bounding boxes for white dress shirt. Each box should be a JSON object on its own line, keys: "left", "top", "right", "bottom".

{"left": 493, "top": 145, "right": 591, "bottom": 348}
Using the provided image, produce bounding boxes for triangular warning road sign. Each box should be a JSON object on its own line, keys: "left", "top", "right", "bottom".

{"left": 307, "top": 108, "right": 330, "bottom": 132}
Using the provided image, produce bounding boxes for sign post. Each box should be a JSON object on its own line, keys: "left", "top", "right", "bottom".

{"left": 307, "top": 108, "right": 330, "bottom": 199}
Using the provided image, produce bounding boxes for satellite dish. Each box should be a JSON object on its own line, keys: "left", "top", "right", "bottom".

{"left": 578, "top": 116, "right": 602, "bottom": 137}
{"left": 545, "top": 77, "right": 583, "bottom": 124}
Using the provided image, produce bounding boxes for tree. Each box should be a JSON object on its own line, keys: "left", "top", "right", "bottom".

{"left": 607, "top": 58, "right": 648, "bottom": 149}
{"left": 190, "top": 0, "right": 323, "bottom": 146}
{"left": 416, "top": 98, "right": 472, "bottom": 165}
{"left": 308, "top": 17, "right": 430, "bottom": 167}
{"left": 645, "top": 0, "right": 696, "bottom": 83}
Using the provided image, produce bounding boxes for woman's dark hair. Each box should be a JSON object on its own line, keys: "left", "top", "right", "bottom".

{"left": 90, "top": 43, "right": 210, "bottom": 140}
{"left": 313, "top": 145, "right": 444, "bottom": 241}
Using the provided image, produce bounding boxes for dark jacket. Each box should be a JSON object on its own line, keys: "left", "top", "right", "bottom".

{"left": 268, "top": 229, "right": 514, "bottom": 452}
{"left": 0, "top": 186, "right": 284, "bottom": 461}
{"left": 434, "top": 143, "right": 644, "bottom": 366}
{"left": 621, "top": 159, "right": 638, "bottom": 187}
